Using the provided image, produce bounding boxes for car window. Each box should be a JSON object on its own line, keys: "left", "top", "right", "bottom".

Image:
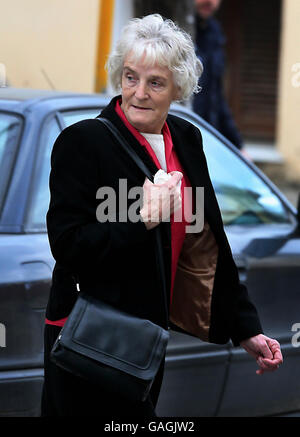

{"left": 0, "top": 113, "right": 22, "bottom": 215}
{"left": 62, "top": 109, "right": 100, "bottom": 127}
{"left": 199, "top": 127, "right": 290, "bottom": 225}
{"left": 26, "top": 117, "right": 61, "bottom": 228}
{"left": 26, "top": 109, "right": 101, "bottom": 230}
{"left": 173, "top": 111, "right": 290, "bottom": 226}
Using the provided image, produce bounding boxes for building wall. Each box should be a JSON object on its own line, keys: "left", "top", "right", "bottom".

{"left": 106, "top": 0, "right": 134, "bottom": 95}
{"left": 1, "top": 0, "right": 299, "bottom": 182}
{"left": 0, "top": 0, "right": 100, "bottom": 92}
{"left": 277, "top": 0, "right": 300, "bottom": 181}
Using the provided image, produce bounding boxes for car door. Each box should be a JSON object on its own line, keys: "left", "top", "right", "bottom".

{"left": 220, "top": 225, "right": 300, "bottom": 417}
{"left": 0, "top": 111, "right": 58, "bottom": 416}
{"left": 155, "top": 331, "right": 230, "bottom": 416}
{"left": 177, "top": 117, "right": 300, "bottom": 417}
{"left": 2, "top": 108, "right": 101, "bottom": 416}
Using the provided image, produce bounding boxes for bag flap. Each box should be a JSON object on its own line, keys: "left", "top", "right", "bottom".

{"left": 59, "top": 293, "right": 169, "bottom": 380}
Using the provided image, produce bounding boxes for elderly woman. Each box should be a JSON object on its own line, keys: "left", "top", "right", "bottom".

{"left": 41, "top": 14, "right": 282, "bottom": 417}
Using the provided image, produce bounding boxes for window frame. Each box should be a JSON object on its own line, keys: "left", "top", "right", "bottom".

{"left": 0, "top": 111, "right": 24, "bottom": 220}
{"left": 24, "top": 112, "right": 62, "bottom": 232}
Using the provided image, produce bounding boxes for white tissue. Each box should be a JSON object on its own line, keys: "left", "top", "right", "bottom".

{"left": 153, "top": 169, "right": 171, "bottom": 184}
{"left": 153, "top": 169, "right": 182, "bottom": 191}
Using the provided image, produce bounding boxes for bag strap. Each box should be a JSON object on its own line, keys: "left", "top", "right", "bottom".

{"left": 95, "top": 116, "right": 169, "bottom": 327}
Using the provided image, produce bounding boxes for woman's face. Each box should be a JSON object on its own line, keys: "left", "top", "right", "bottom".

{"left": 121, "top": 53, "right": 179, "bottom": 134}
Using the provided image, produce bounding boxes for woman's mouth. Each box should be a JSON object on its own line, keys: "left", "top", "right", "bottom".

{"left": 132, "top": 105, "right": 152, "bottom": 111}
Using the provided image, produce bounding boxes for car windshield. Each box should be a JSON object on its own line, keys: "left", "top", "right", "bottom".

{"left": 174, "top": 112, "right": 291, "bottom": 226}
{"left": 0, "top": 113, "right": 22, "bottom": 215}
{"left": 200, "top": 126, "right": 290, "bottom": 225}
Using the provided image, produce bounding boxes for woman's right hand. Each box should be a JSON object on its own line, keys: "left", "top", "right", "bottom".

{"left": 139, "top": 171, "right": 183, "bottom": 230}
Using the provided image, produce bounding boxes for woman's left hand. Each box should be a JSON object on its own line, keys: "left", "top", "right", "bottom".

{"left": 240, "top": 334, "right": 283, "bottom": 375}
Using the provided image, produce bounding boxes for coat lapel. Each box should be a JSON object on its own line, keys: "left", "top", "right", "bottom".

{"left": 167, "top": 116, "right": 225, "bottom": 243}
{"left": 167, "top": 119, "right": 207, "bottom": 190}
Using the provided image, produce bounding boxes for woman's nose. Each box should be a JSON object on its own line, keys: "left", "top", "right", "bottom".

{"left": 134, "top": 81, "right": 148, "bottom": 99}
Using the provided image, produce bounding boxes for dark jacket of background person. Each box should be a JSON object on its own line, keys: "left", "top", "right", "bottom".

{"left": 192, "top": 16, "right": 243, "bottom": 150}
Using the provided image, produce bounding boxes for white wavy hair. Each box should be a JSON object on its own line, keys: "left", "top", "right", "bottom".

{"left": 106, "top": 14, "right": 203, "bottom": 101}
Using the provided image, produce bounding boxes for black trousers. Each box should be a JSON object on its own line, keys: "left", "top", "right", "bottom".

{"left": 41, "top": 324, "right": 165, "bottom": 417}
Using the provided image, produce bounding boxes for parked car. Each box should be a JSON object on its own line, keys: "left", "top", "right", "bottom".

{"left": 0, "top": 88, "right": 299, "bottom": 417}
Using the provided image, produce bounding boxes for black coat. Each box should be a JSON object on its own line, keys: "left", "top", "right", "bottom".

{"left": 46, "top": 95, "right": 263, "bottom": 347}
{"left": 192, "top": 17, "right": 243, "bottom": 150}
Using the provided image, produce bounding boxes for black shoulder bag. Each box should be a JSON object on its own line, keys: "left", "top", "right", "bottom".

{"left": 50, "top": 117, "right": 170, "bottom": 403}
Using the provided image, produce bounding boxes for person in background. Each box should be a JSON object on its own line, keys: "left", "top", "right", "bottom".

{"left": 192, "top": 0, "right": 250, "bottom": 159}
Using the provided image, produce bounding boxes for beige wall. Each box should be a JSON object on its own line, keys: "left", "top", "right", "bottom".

{"left": 0, "top": 0, "right": 100, "bottom": 92}
{"left": 277, "top": 0, "right": 300, "bottom": 181}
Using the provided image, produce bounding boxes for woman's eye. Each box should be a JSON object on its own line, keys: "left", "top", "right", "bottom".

{"left": 126, "top": 75, "right": 136, "bottom": 83}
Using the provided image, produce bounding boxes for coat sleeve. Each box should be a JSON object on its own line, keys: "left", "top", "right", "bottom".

{"left": 46, "top": 122, "right": 149, "bottom": 274}
{"left": 229, "top": 282, "right": 264, "bottom": 347}
{"left": 191, "top": 124, "right": 263, "bottom": 346}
